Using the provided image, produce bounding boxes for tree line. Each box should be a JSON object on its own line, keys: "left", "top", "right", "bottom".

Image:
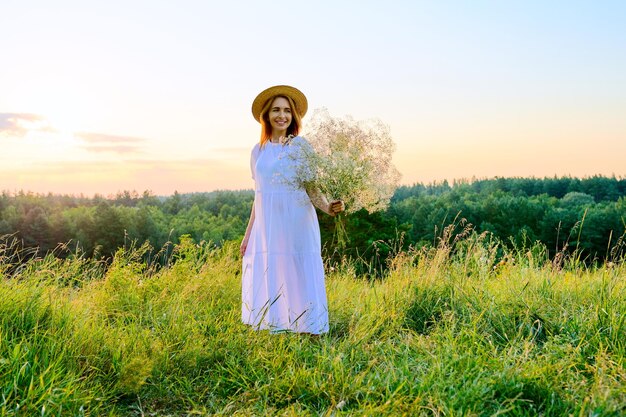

{"left": 1, "top": 175, "right": 625, "bottom": 267}
{"left": 389, "top": 175, "right": 626, "bottom": 260}
{"left": 0, "top": 190, "right": 252, "bottom": 259}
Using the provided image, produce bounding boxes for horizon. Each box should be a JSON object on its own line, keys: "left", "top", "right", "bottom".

{"left": 2, "top": 1, "right": 626, "bottom": 196}
{"left": 2, "top": 173, "right": 624, "bottom": 199}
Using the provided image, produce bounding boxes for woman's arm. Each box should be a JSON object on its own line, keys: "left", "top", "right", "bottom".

{"left": 306, "top": 187, "right": 345, "bottom": 216}
{"left": 240, "top": 200, "right": 255, "bottom": 256}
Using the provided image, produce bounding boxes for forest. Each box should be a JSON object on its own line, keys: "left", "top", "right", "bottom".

{"left": 1, "top": 175, "right": 625, "bottom": 270}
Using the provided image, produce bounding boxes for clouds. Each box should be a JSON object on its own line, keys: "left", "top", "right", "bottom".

{"left": 0, "top": 113, "right": 54, "bottom": 138}
{"left": 0, "top": 113, "right": 147, "bottom": 155}
{"left": 74, "top": 132, "right": 146, "bottom": 154}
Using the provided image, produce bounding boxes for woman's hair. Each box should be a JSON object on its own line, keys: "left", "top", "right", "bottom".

{"left": 259, "top": 95, "right": 302, "bottom": 146}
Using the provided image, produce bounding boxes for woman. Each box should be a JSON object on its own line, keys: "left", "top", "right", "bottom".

{"left": 240, "top": 85, "right": 344, "bottom": 334}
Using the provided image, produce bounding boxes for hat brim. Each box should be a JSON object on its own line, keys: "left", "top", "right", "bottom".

{"left": 251, "top": 85, "right": 308, "bottom": 122}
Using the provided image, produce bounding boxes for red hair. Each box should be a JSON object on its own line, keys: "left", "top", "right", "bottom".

{"left": 259, "top": 95, "right": 302, "bottom": 147}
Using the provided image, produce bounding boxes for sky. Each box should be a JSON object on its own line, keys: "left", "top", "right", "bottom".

{"left": 1, "top": 0, "right": 625, "bottom": 196}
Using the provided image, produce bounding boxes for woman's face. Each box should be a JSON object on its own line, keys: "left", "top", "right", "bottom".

{"left": 267, "top": 96, "right": 292, "bottom": 135}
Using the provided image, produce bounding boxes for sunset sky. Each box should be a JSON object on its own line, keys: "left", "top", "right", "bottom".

{"left": 2, "top": 1, "right": 625, "bottom": 196}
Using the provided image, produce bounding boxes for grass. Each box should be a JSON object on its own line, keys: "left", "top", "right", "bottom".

{"left": 1, "top": 232, "right": 625, "bottom": 416}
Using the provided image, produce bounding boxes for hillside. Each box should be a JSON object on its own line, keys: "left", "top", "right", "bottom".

{"left": 1, "top": 234, "right": 624, "bottom": 416}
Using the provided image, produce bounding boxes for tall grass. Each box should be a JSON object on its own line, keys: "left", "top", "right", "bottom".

{"left": 1, "top": 232, "right": 625, "bottom": 416}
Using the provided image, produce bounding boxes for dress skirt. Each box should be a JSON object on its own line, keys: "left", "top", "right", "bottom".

{"left": 241, "top": 138, "right": 329, "bottom": 334}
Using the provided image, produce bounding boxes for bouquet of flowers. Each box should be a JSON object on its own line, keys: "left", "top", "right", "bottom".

{"left": 283, "top": 108, "right": 401, "bottom": 247}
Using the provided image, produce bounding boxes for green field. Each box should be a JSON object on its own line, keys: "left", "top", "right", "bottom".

{"left": 1, "top": 234, "right": 625, "bottom": 416}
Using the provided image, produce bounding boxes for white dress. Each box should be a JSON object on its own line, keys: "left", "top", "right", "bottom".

{"left": 241, "top": 136, "right": 329, "bottom": 334}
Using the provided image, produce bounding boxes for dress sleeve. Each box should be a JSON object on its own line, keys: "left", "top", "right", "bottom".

{"left": 250, "top": 143, "right": 260, "bottom": 180}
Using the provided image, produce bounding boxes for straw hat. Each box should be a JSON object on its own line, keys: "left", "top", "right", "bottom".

{"left": 251, "top": 85, "right": 308, "bottom": 122}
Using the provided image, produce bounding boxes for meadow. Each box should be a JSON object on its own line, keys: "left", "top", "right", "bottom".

{"left": 1, "top": 231, "right": 625, "bottom": 416}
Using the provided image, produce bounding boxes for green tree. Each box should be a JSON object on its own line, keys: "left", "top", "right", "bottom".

{"left": 20, "top": 206, "right": 53, "bottom": 252}
{"left": 92, "top": 202, "right": 125, "bottom": 257}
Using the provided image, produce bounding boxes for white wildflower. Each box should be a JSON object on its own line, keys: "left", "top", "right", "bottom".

{"left": 287, "top": 108, "right": 401, "bottom": 214}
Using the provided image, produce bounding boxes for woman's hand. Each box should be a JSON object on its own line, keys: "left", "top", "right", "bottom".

{"left": 327, "top": 200, "right": 345, "bottom": 216}
{"left": 240, "top": 236, "right": 249, "bottom": 257}
{"left": 306, "top": 187, "right": 344, "bottom": 216}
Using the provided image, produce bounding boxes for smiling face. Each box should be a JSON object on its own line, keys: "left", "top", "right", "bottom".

{"left": 267, "top": 96, "right": 292, "bottom": 137}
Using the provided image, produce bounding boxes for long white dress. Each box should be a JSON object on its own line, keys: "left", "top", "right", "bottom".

{"left": 241, "top": 136, "right": 329, "bottom": 334}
